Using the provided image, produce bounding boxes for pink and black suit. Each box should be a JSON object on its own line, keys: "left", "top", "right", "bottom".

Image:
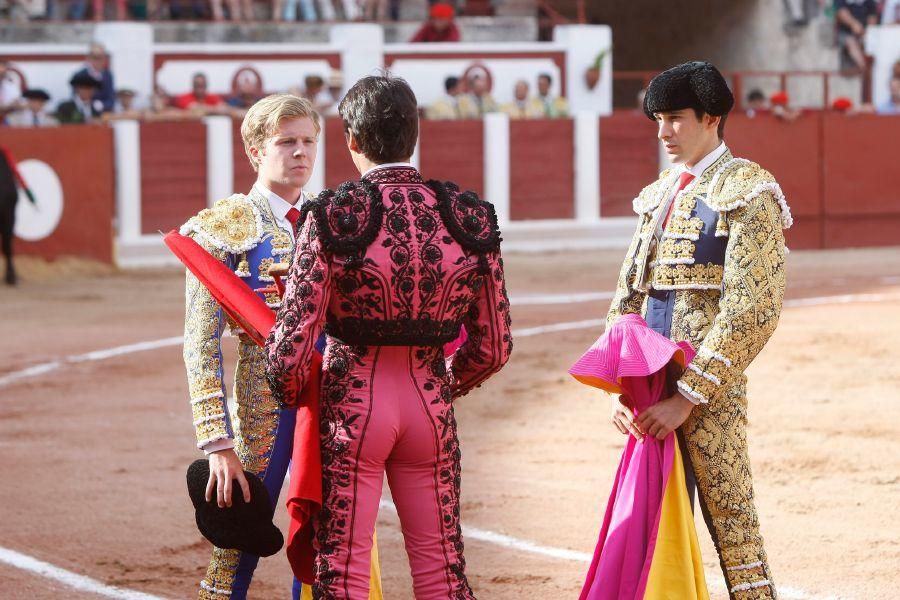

{"left": 265, "top": 166, "right": 513, "bottom": 600}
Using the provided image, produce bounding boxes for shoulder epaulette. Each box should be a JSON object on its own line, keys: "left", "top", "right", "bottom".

{"left": 632, "top": 168, "right": 679, "bottom": 215}
{"left": 706, "top": 158, "right": 792, "bottom": 229}
{"left": 427, "top": 180, "right": 501, "bottom": 254}
{"left": 179, "top": 194, "right": 264, "bottom": 254}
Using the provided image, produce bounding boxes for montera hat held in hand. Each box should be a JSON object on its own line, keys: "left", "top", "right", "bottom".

{"left": 186, "top": 459, "right": 284, "bottom": 557}
{"left": 643, "top": 61, "right": 734, "bottom": 120}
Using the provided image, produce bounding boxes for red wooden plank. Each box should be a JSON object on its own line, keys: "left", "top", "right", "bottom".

{"left": 599, "top": 112, "right": 659, "bottom": 217}
{"left": 419, "top": 120, "right": 484, "bottom": 197}
{"left": 509, "top": 119, "right": 574, "bottom": 220}
{"left": 139, "top": 120, "right": 207, "bottom": 234}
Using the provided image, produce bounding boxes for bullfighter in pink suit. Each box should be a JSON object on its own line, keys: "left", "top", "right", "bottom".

{"left": 265, "top": 75, "right": 513, "bottom": 600}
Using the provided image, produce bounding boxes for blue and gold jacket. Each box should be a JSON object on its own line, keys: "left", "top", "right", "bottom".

{"left": 180, "top": 187, "right": 309, "bottom": 454}
{"left": 607, "top": 149, "right": 793, "bottom": 405}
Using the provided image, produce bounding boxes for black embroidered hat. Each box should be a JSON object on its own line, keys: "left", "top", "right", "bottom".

{"left": 643, "top": 61, "right": 734, "bottom": 120}
{"left": 186, "top": 459, "right": 284, "bottom": 557}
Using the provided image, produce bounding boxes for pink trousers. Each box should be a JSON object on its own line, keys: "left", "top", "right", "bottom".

{"left": 313, "top": 343, "right": 475, "bottom": 600}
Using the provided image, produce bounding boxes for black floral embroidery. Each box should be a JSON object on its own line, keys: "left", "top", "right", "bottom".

{"left": 363, "top": 166, "right": 424, "bottom": 185}
{"left": 326, "top": 316, "right": 462, "bottom": 346}
{"left": 310, "top": 179, "right": 385, "bottom": 267}
{"left": 427, "top": 180, "right": 501, "bottom": 255}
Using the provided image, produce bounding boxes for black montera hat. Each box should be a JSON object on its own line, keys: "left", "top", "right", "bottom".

{"left": 69, "top": 72, "right": 102, "bottom": 89}
{"left": 186, "top": 459, "right": 284, "bottom": 557}
{"left": 23, "top": 89, "right": 51, "bottom": 101}
{"left": 643, "top": 61, "right": 734, "bottom": 120}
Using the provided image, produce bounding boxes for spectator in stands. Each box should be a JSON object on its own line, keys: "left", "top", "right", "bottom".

{"left": 536, "top": 73, "right": 568, "bottom": 118}
{"left": 7, "top": 89, "right": 58, "bottom": 127}
{"left": 881, "top": 0, "right": 900, "bottom": 24}
{"left": 0, "top": 61, "right": 22, "bottom": 125}
{"left": 745, "top": 88, "right": 770, "bottom": 117}
{"left": 274, "top": 0, "right": 318, "bottom": 21}
{"left": 877, "top": 77, "right": 900, "bottom": 114}
{"left": 226, "top": 76, "right": 263, "bottom": 116}
{"left": 834, "top": 0, "right": 878, "bottom": 70}
{"left": 770, "top": 90, "right": 801, "bottom": 120}
{"left": 210, "top": 0, "right": 254, "bottom": 21}
{"left": 71, "top": 43, "right": 115, "bottom": 113}
{"left": 468, "top": 73, "right": 498, "bottom": 116}
{"left": 64, "top": 0, "right": 127, "bottom": 20}
{"left": 426, "top": 76, "right": 474, "bottom": 119}
{"left": 323, "top": 69, "right": 345, "bottom": 116}
{"left": 168, "top": 0, "right": 207, "bottom": 19}
{"left": 174, "top": 72, "right": 225, "bottom": 113}
{"left": 299, "top": 74, "right": 335, "bottom": 114}
{"left": 56, "top": 72, "right": 104, "bottom": 123}
{"left": 410, "top": 3, "right": 461, "bottom": 42}
{"left": 500, "top": 79, "right": 544, "bottom": 119}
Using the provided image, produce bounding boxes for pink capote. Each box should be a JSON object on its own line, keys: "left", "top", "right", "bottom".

{"left": 569, "top": 314, "right": 695, "bottom": 600}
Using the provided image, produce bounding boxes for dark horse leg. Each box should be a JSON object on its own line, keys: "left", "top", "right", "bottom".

{"left": 0, "top": 192, "right": 16, "bottom": 286}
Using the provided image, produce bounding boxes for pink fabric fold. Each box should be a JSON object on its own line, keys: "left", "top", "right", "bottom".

{"left": 571, "top": 314, "right": 695, "bottom": 600}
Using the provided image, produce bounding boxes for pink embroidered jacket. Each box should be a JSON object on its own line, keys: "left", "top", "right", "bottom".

{"left": 265, "top": 166, "right": 513, "bottom": 406}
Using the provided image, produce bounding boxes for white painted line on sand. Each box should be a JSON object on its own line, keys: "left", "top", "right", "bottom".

{"left": 2, "top": 289, "right": 898, "bottom": 389}
{"left": 0, "top": 546, "right": 168, "bottom": 600}
{"left": 509, "top": 291, "right": 614, "bottom": 305}
{"left": 0, "top": 337, "right": 185, "bottom": 387}
{"left": 377, "top": 500, "right": 836, "bottom": 600}
{"left": 513, "top": 318, "right": 606, "bottom": 338}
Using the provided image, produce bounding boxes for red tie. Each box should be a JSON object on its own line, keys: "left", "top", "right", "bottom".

{"left": 286, "top": 207, "right": 301, "bottom": 228}
{"left": 662, "top": 172, "right": 695, "bottom": 228}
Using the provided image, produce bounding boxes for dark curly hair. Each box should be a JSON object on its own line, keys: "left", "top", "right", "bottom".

{"left": 338, "top": 74, "right": 419, "bottom": 164}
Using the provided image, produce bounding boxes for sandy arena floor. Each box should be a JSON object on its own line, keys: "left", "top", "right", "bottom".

{"left": 1, "top": 247, "right": 899, "bottom": 600}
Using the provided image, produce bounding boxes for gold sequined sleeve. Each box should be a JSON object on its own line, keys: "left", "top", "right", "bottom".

{"left": 606, "top": 216, "right": 646, "bottom": 327}
{"left": 677, "top": 192, "right": 786, "bottom": 404}
{"left": 182, "top": 237, "right": 232, "bottom": 449}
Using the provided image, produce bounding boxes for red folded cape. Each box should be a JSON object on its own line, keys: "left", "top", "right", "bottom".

{"left": 163, "top": 231, "right": 274, "bottom": 346}
{"left": 165, "top": 230, "right": 324, "bottom": 582}
{"left": 286, "top": 351, "right": 323, "bottom": 584}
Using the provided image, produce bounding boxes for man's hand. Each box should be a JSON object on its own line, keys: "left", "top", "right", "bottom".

{"left": 611, "top": 395, "right": 644, "bottom": 442}
{"left": 206, "top": 449, "right": 251, "bottom": 508}
{"left": 636, "top": 391, "right": 695, "bottom": 441}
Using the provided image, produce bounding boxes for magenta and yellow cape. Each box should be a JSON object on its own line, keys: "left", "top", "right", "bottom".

{"left": 570, "top": 314, "right": 709, "bottom": 600}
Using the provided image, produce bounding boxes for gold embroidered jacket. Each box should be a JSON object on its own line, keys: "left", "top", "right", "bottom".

{"left": 607, "top": 150, "right": 793, "bottom": 405}
{"left": 180, "top": 189, "right": 302, "bottom": 449}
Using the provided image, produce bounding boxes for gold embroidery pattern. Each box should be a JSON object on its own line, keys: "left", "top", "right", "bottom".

{"left": 606, "top": 216, "right": 649, "bottom": 326}
{"left": 180, "top": 195, "right": 263, "bottom": 255}
{"left": 664, "top": 214, "right": 705, "bottom": 241}
{"left": 199, "top": 548, "right": 240, "bottom": 599}
{"left": 676, "top": 193, "right": 785, "bottom": 599}
{"left": 652, "top": 263, "right": 724, "bottom": 290}
{"left": 183, "top": 239, "right": 230, "bottom": 448}
{"left": 232, "top": 340, "right": 281, "bottom": 475}
{"left": 658, "top": 238, "right": 696, "bottom": 264}
{"left": 258, "top": 257, "right": 275, "bottom": 282}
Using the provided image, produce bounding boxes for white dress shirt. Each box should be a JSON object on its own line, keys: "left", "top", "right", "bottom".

{"left": 655, "top": 142, "right": 728, "bottom": 237}
{"left": 253, "top": 182, "right": 305, "bottom": 241}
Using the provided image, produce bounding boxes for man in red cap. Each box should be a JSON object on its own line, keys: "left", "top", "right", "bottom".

{"left": 410, "top": 3, "right": 461, "bottom": 43}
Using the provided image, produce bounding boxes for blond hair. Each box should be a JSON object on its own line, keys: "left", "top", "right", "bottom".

{"left": 240, "top": 94, "right": 321, "bottom": 172}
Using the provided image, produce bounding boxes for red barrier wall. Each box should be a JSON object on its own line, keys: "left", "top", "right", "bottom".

{"left": 232, "top": 118, "right": 256, "bottom": 194}
{"left": 324, "top": 118, "right": 358, "bottom": 190}
{"left": 139, "top": 120, "right": 206, "bottom": 234}
{"left": 726, "top": 113, "right": 823, "bottom": 250}
{"left": 419, "top": 120, "right": 484, "bottom": 196}
{"left": 821, "top": 113, "right": 900, "bottom": 248}
{"left": 6, "top": 126, "right": 115, "bottom": 263}
{"left": 509, "top": 119, "right": 574, "bottom": 220}
{"left": 599, "top": 112, "right": 658, "bottom": 217}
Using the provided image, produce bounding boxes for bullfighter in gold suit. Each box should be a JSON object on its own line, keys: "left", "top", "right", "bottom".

{"left": 607, "top": 62, "right": 792, "bottom": 600}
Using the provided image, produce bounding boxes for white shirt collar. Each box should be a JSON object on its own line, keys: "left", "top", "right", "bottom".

{"left": 684, "top": 142, "right": 727, "bottom": 178}
{"left": 253, "top": 182, "right": 302, "bottom": 224}
{"left": 361, "top": 162, "right": 415, "bottom": 179}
